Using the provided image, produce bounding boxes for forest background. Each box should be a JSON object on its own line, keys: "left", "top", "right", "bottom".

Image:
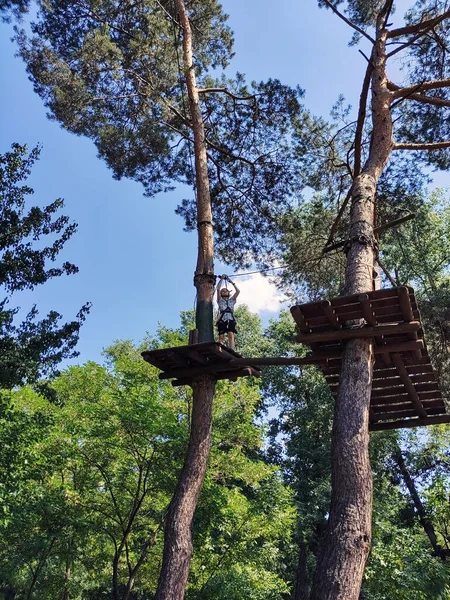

{"left": 2, "top": 0, "right": 450, "bottom": 598}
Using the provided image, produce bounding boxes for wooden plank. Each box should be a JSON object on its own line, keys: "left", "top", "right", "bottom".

{"left": 391, "top": 353, "right": 427, "bottom": 418}
{"left": 297, "top": 321, "right": 421, "bottom": 344}
{"left": 359, "top": 294, "right": 377, "bottom": 326}
{"left": 397, "top": 287, "right": 422, "bottom": 360}
{"left": 188, "top": 329, "right": 199, "bottom": 345}
{"left": 372, "top": 399, "right": 445, "bottom": 413}
{"left": 321, "top": 300, "right": 341, "bottom": 329}
{"left": 373, "top": 407, "right": 446, "bottom": 421}
{"left": 371, "top": 377, "right": 404, "bottom": 389}
{"left": 371, "top": 391, "right": 443, "bottom": 406}
{"left": 290, "top": 306, "right": 311, "bottom": 333}
{"left": 374, "top": 340, "right": 424, "bottom": 355}
{"left": 183, "top": 347, "right": 209, "bottom": 364}
{"left": 171, "top": 367, "right": 260, "bottom": 386}
{"left": 370, "top": 382, "right": 440, "bottom": 399}
{"left": 370, "top": 414, "right": 450, "bottom": 431}
{"left": 215, "top": 368, "right": 261, "bottom": 380}
{"left": 205, "top": 343, "right": 239, "bottom": 361}
{"left": 372, "top": 374, "right": 437, "bottom": 389}
{"left": 330, "top": 288, "right": 400, "bottom": 308}
{"left": 166, "top": 350, "right": 192, "bottom": 368}
{"left": 320, "top": 342, "right": 425, "bottom": 370}
{"left": 398, "top": 286, "right": 414, "bottom": 321}
{"left": 228, "top": 356, "right": 325, "bottom": 367}
{"left": 371, "top": 387, "right": 407, "bottom": 399}
{"left": 159, "top": 362, "right": 237, "bottom": 380}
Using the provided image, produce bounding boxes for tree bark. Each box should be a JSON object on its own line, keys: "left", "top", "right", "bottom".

{"left": 154, "top": 1, "right": 216, "bottom": 598}
{"left": 310, "top": 25, "right": 394, "bottom": 600}
{"left": 62, "top": 556, "right": 70, "bottom": 600}
{"left": 154, "top": 376, "right": 215, "bottom": 599}
{"left": 293, "top": 538, "right": 309, "bottom": 600}
{"left": 175, "top": 0, "right": 215, "bottom": 342}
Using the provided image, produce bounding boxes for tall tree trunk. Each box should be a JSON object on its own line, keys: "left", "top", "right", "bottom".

{"left": 62, "top": 555, "right": 70, "bottom": 600}
{"left": 155, "top": 376, "right": 215, "bottom": 599}
{"left": 154, "top": 1, "right": 216, "bottom": 598}
{"left": 293, "top": 538, "right": 309, "bottom": 600}
{"left": 310, "top": 25, "right": 393, "bottom": 600}
{"left": 394, "top": 447, "right": 449, "bottom": 559}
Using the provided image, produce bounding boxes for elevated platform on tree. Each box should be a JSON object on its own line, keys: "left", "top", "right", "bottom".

{"left": 141, "top": 342, "right": 261, "bottom": 386}
{"left": 290, "top": 286, "right": 450, "bottom": 431}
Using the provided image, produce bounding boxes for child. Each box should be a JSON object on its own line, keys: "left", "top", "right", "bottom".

{"left": 216, "top": 274, "right": 240, "bottom": 350}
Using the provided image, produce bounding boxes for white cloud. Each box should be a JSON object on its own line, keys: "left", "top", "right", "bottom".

{"left": 232, "top": 272, "right": 286, "bottom": 314}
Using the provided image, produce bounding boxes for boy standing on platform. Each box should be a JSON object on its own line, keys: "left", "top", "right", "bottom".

{"left": 216, "top": 275, "right": 240, "bottom": 350}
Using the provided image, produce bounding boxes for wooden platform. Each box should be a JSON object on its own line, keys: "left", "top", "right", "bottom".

{"left": 290, "top": 287, "right": 450, "bottom": 431}
{"left": 141, "top": 342, "right": 261, "bottom": 386}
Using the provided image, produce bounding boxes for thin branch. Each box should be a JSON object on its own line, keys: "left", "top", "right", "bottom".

{"left": 197, "top": 87, "right": 257, "bottom": 103}
{"left": 354, "top": 61, "right": 373, "bottom": 176}
{"left": 387, "top": 9, "right": 450, "bottom": 39}
{"left": 387, "top": 29, "right": 430, "bottom": 58}
{"left": 358, "top": 48, "right": 375, "bottom": 67}
{"left": 380, "top": 0, "right": 394, "bottom": 28}
{"left": 323, "top": 187, "right": 352, "bottom": 251}
{"left": 394, "top": 141, "right": 450, "bottom": 150}
{"left": 91, "top": 93, "right": 143, "bottom": 102}
{"left": 205, "top": 137, "right": 257, "bottom": 168}
{"left": 320, "top": 0, "right": 375, "bottom": 43}
{"left": 123, "top": 69, "right": 191, "bottom": 126}
{"left": 376, "top": 256, "right": 397, "bottom": 286}
{"left": 74, "top": 0, "right": 139, "bottom": 41}
{"left": 154, "top": 0, "right": 182, "bottom": 28}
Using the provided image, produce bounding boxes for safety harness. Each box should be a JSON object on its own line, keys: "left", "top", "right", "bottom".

{"left": 217, "top": 299, "right": 234, "bottom": 323}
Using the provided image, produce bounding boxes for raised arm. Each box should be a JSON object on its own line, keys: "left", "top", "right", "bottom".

{"left": 216, "top": 274, "right": 226, "bottom": 302}
{"left": 227, "top": 277, "right": 240, "bottom": 300}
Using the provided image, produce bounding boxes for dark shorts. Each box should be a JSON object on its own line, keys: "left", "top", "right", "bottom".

{"left": 217, "top": 319, "right": 236, "bottom": 335}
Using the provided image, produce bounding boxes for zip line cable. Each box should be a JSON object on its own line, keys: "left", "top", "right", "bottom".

{"left": 230, "top": 265, "right": 286, "bottom": 277}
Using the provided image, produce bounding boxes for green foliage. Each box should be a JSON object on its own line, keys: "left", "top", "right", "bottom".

{"left": 0, "top": 0, "right": 28, "bottom": 22}
{"left": 0, "top": 143, "right": 89, "bottom": 388}
{"left": 381, "top": 189, "right": 450, "bottom": 292}
{"left": 15, "top": 1, "right": 327, "bottom": 268}
{"left": 0, "top": 315, "right": 295, "bottom": 599}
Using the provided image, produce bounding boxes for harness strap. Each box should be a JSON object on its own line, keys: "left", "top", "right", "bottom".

{"left": 217, "top": 300, "right": 234, "bottom": 323}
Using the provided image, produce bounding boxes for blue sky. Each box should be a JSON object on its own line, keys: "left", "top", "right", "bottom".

{"left": 0, "top": 0, "right": 447, "bottom": 364}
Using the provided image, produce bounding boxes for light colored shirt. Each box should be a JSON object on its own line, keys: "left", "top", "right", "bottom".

{"left": 218, "top": 297, "right": 236, "bottom": 321}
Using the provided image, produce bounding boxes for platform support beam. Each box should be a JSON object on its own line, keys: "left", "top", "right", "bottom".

{"left": 391, "top": 353, "right": 427, "bottom": 418}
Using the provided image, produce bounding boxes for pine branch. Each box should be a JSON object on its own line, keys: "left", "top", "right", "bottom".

{"left": 394, "top": 141, "right": 450, "bottom": 150}
{"left": 205, "top": 137, "right": 258, "bottom": 168}
{"left": 386, "top": 29, "right": 430, "bottom": 58}
{"left": 387, "top": 9, "right": 450, "bottom": 39}
{"left": 197, "top": 87, "right": 257, "bottom": 103}
{"left": 389, "top": 78, "right": 450, "bottom": 97}
{"left": 320, "top": 0, "right": 375, "bottom": 43}
{"left": 402, "top": 93, "right": 450, "bottom": 108}
{"left": 323, "top": 187, "right": 352, "bottom": 252}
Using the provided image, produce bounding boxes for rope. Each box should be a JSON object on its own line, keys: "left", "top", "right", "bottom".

{"left": 231, "top": 265, "right": 286, "bottom": 277}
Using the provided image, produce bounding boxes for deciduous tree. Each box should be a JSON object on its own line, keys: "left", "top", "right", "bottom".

{"left": 0, "top": 143, "right": 89, "bottom": 388}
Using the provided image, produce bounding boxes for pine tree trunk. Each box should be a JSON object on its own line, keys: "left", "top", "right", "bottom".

{"left": 310, "top": 26, "right": 393, "bottom": 600}
{"left": 154, "top": 1, "right": 216, "bottom": 598}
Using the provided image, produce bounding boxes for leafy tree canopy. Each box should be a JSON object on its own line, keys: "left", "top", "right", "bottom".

{"left": 0, "top": 143, "right": 89, "bottom": 388}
